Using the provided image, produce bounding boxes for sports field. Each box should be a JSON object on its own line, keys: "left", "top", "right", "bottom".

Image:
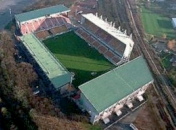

{"left": 140, "top": 6, "right": 175, "bottom": 39}
{"left": 43, "top": 31, "right": 114, "bottom": 86}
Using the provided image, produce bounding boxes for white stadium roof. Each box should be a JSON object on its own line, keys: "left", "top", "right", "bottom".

{"left": 82, "top": 13, "right": 134, "bottom": 47}
{"left": 82, "top": 13, "right": 134, "bottom": 59}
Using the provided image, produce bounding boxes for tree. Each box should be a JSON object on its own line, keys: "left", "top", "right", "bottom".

{"left": 1, "top": 107, "right": 7, "bottom": 116}
{"left": 167, "top": 40, "right": 175, "bottom": 50}
{"left": 162, "top": 34, "right": 167, "bottom": 39}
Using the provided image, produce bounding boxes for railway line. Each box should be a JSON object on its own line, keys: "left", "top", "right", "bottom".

{"left": 124, "top": 0, "right": 176, "bottom": 129}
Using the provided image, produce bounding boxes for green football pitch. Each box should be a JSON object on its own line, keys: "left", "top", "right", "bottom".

{"left": 140, "top": 6, "right": 175, "bottom": 39}
{"left": 43, "top": 31, "right": 114, "bottom": 87}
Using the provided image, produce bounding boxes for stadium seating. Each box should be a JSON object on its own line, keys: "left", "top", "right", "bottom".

{"left": 92, "top": 41, "right": 101, "bottom": 49}
{"left": 33, "top": 20, "right": 40, "bottom": 31}
{"left": 112, "top": 56, "right": 120, "bottom": 63}
{"left": 35, "top": 30, "right": 50, "bottom": 40}
{"left": 51, "top": 17, "right": 58, "bottom": 26}
{"left": 21, "top": 24, "right": 28, "bottom": 34}
{"left": 104, "top": 35, "right": 112, "bottom": 43}
{"left": 45, "top": 18, "right": 53, "bottom": 28}
{"left": 98, "top": 45, "right": 108, "bottom": 54}
{"left": 104, "top": 51, "right": 115, "bottom": 59}
{"left": 56, "top": 17, "right": 64, "bottom": 25}
{"left": 50, "top": 25, "right": 68, "bottom": 35}
{"left": 27, "top": 22, "right": 35, "bottom": 32}
{"left": 82, "top": 19, "right": 126, "bottom": 61}
{"left": 20, "top": 15, "right": 71, "bottom": 35}
{"left": 76, "top": 28, "right": 120, "bottom": 64}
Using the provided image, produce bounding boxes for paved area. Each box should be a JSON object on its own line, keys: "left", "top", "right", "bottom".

{"left": 0, "top": 0, "right": 38, "bottom": 30}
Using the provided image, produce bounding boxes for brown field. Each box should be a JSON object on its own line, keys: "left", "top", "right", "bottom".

{"left": 134, "top": 87, "right": 166, "bottom": 130}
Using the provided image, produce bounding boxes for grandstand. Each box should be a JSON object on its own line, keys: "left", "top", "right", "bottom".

{"left": 78, "top": 13, "right": 134, "bottom": 65}
{"left": 76, "top": 56, "right": 153, "bottom": 124}
{"left": 15, "top": 5, "right": 74, "bottom": 93}
{"left": 19, "top": 33, "right": 72, "bottom": 93}
{"left": 15, "top": 5, "right": 71, "bottom": 35}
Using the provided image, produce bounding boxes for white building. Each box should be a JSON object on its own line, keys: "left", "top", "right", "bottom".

{"left": 78, "top": 56, "right": 153, "bottom": 124}
{"left": 172, "top": 18, "right": 176, "bottom": 28}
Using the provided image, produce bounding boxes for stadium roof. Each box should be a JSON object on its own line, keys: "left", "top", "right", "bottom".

{"left": 15, "top": 5, "right": 70, "bottom": 22}
{"left": 79, "top": 56, "right": 153, "bottom": 113}
{"left": 82, "top": 13, "right": 134, "bottom": 47}
{"left": 20, "top": 33, "right": 72, "bottom": 90}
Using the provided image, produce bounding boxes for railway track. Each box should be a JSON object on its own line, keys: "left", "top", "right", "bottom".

{"left": 97, "top": 0, "right": 176, "bottom": 128}
{"left": 125, "top": 0, "right": 176, "bottom": 128}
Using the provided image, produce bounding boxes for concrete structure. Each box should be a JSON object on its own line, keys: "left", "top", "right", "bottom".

{"left": 78, "top": 56, "right": 153, "bottom": 124}
{"left": 19, "top": 33, "right": 72, "bottom": 93}
{"left": 81, "top": 13, "right": 134, "bottom": 64}
{"left": 172, "top": 18, "right": 176, "bottom": 28}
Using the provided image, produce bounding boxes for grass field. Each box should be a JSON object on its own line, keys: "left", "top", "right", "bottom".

{"left": 43, "top": 31, "right": 114, "bottom": 87}
{"left": 140, "top": 6, "right": 175, "bottom": 39}
{"left": 161, "top": 52, "right": 172, "bottom": 69}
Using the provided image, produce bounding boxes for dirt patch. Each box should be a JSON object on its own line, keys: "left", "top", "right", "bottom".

{"left": 133, "top": 87, "right": 166, "bottom": 130}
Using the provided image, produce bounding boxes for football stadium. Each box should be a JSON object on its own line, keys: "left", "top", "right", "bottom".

{"left": 15, "top": 4, "right": 153, "bottom": 125}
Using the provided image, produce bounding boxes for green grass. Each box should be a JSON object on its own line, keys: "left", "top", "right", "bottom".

{"left": 140, "top": 6, "right": 175, "bottom": 39}
{"left": 161, "top": 53, "right": 172, "bottom": 69}
{"left": 43, "top": 31, "right": 114, "bottom": 87}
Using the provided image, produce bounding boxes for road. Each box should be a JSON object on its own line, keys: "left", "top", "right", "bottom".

{"left": 0, "top": 0, "right": 38, "bottom": 30}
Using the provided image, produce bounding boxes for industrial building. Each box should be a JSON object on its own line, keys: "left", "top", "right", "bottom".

{"left": 78, "top": 56, "right": 153, "bottom": 124}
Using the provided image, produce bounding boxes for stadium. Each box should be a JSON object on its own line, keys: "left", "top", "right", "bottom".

{"left": 15, "top": 4, "right": 153, "bottom": 125}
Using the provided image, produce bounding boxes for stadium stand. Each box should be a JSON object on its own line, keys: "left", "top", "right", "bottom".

{"left": 75, "top": 28, "right": 120, "bottom": 64}
{"left": 33, "top": 20, "right": 41, "bottom": 31}
{"left": 81, "top": 13, "right": 134, "bottom": 65}
{"left": 78, "top": 56, "right": 153, "bottom": 124}
{"left": 19, "top": 33, "right": 72, "bottom": 91}
{"left": 16, "top": 16, "right": 71, "bottom": 35}
{"left": 15, "top": 5, "right": 71, "bottom": 35}
{"left": 50, "top": 25, "right": 68, "bottom": 35}
{"left": 35, "top": 30, "right": 50, "bottom": 40}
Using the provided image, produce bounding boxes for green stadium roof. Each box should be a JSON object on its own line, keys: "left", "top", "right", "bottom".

{"left": 15, "top": 5, "right": 70, "bottom": 22}
{"left": 79, "top": 56, "right": 153, "bottom": 113}
{"left": 20, "top": 33, "right": 72, "bottom": 90}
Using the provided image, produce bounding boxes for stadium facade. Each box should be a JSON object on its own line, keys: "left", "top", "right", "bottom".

{"left": 15, "top": 4, "right": 154, "bottom": 125}
{"left": 78, "top": 56, "right": 153, "bottom": 124}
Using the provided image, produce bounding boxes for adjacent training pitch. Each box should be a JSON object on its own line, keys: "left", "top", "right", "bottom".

{"left": 44, "top": 31, "right": 114, "bottom": 86}
{"left": 140, "top": 6, "right": 175, "bottom": 39}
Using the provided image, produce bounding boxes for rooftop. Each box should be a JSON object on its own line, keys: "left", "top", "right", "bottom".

{"left": 79, "top": 56, "right": 153, "bottom": 113}
{"left": 20, "top": 33, "right": 72, "bottom": 90}
{"left": 172, "top": 18, "right": 176, "bottom": 24}
{"left": 82, "top": 13, "right": 134, "bottom": 47}
{"left": 15, "top": 4, "right": 70, "bottom": 23}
